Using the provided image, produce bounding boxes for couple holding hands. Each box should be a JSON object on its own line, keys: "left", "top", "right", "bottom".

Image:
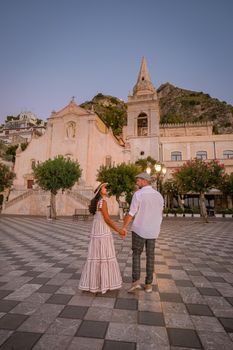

{"left": 79, "top": 172, "right": 164, "bottom": 294}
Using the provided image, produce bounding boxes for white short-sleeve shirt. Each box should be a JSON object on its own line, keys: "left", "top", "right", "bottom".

{"left": 129, "top": 185, "right": 164, "bottom": 239}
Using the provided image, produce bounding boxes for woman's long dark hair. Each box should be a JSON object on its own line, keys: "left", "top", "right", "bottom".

{"left": 88, "top": 192, "right": 101, "bottom": 215}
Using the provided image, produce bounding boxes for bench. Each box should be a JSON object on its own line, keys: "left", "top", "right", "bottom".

{"left": 72, "top": 208, "right": 91, "bottom": 221}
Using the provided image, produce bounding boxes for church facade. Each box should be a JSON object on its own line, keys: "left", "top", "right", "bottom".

{"left": 3, "top": 58, "right": 233, "bottom": 215}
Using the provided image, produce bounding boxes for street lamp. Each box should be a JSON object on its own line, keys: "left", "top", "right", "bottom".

{"left": 146, "top": 163, "right": 167, "bottom": 192}
{"left": 146, "top": 166, "right": 151, "bottom": 175}
{"left": 155, "top": 164, "right": 166, "bottom": 192}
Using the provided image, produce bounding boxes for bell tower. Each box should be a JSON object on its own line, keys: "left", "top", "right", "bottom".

{"left": 126, "top": 57, "right": 160, "bottom": 162}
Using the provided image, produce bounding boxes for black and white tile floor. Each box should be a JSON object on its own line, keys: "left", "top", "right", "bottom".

{"left": 0, "top": 216, "right": 233, "bottom": 349}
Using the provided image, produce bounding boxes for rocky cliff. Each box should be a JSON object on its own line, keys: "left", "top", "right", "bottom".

{"left": 158, "top": 83, "right": 233, "bottom": 134}
{"left": 81, "top": 85, "right": 233, "bottom": 135}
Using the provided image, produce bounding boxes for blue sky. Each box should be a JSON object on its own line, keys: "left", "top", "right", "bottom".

{"left": 0, "top": 0, "right": 232, "bottom": 124}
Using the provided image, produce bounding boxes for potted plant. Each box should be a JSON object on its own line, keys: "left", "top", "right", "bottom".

{"left": 163, "top": 208, "right": 169, "bottom": 217}
{"left": 215, "top": 208, "right": 224, "bottom": 218}
{"left": 184, "top": 208, "right": 193, "bottom": 218}
{"left": 192, "top": 207, "right": 201, "bottom": 218}
{"left": 225, "top": 208, "right": 233, "bottom": 218}
{"left": 176, "top": 207, "right": 184, "bottom": 217}
{"left": 167, "top": 208, "right": 176, "bottom": 217}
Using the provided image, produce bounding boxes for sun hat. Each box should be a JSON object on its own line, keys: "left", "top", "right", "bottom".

{"left": 94, "top": 182, "right": 108, "bottom": 195}
{"left": 135, "top": 172, "right": 152, "bottom": 182}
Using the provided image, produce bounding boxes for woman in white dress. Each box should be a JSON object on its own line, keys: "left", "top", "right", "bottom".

{"left": 79, "top": 183, "right": 125, "bottom": 294}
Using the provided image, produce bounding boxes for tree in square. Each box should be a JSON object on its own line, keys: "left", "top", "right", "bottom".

{"left": 33, "top": 155, "right": 82, "bottom": 219}
{"left": 173, "top": 158, "right": 225, "bottom": 222}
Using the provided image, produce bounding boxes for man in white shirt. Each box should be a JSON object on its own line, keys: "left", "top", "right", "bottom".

{"left": 122, "top": 172, "right": 164, "bottom": 293}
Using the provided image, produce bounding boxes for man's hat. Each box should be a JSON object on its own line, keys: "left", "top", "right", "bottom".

{"left": 135, "top": 172, "right": 152, "bottom": 182}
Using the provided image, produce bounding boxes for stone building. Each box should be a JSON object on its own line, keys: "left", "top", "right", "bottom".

{"left": 2, "top": 58, "right": 233, "bottom": 215}
{"left": 0, "top": 111, "right": 46, "bottom": 145}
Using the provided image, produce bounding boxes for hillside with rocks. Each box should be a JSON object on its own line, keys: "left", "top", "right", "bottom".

{"left": 80, "top": 93, "right": 127, "bottom": 136}
{"left": 81, "top": 85, "right": 233, "bottom": 135}
{"left": 158, "top": 83, "right": 233, "bottom": 134}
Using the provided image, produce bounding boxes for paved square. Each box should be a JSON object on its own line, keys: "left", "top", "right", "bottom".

{"left": 0, "top": 216, "right": 233, "bottom": 349}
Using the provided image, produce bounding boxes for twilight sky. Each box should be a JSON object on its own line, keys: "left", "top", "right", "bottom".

{"left": 0, "top": 0, "right": 232, "bottom": 124}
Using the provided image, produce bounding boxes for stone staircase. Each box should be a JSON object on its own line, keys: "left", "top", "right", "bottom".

{"left": 2, "top": 187, "right": 93, "bottom": 215}
{"left": 4, "top": 189, "right": 34, "bottom": 209}
{"left": 66, "top": 189, "right": 91, "bottom": 207}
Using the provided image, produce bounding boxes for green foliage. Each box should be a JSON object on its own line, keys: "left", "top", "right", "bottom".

{"left": 103, "top": 106, "right": 126, "bottom": 135}
{"left": 5, "top": 145, "right": 18, "bottom": 162}
{"left": 0, "top": 141, "right": 7, "bottom": 158}
{"left": 192, "top": 207, "right": 200, "bottom": 214}
{"left": 223, "top": 122, "right": 232, "bottom": 128}
{"left": 181, "top": 99, "right": 200, "bottom": 107}
{"left": 33, "top": 156, "right": 82, "bottom": 195}
{"left": 161, "top": 113, "right": 186, "bottom": 124}
{"left": 224, "top": 208, "right": 233, "bottom": 214}
{"left": 163, "top": 179, "right": 180, "bottom": 195}
{"left": 219, "top": 173, "right": 233, "bottom": 195}
{"left": 163, "top": 208, "right": 175, "bottom": 214}
{"left": 216, "top": 208, "right": 233, "bottom": 215}
{"left": 135, "top": 156, "right": 158, "bottom": 173}
{"left": 176, "top": 207, "right": 185, "bottom": 214}
{"left": 173, "top": 159, "right": 225, "bottom": 194}
{"left": 81, "top": 94, "right": 127, "bottom": 136}
{"left": 209, "top": 112, "right": 217, "bottom": 120}
{"left": 6, "top": 115, "right": 15, "bottom": 122}
{"left": 21, "top": 143, "right": 28, "bottom": 151}
{"left": 183, "top": 207, "right": 193, "bottom": 214}
{"left": 212, "top": 125, "right": 219, "bottom": 134}
{"left": 4, "top": 143, "right": 28, "bottom": 163}
{"left": 0, "top": 162, "right": 15, "bottom": 192}
{"left": 110, "top": 96, "right": 119, "bottom": 104}
{"left": 135, "top": 156, "right": 167, "bottom": 178}
{"left": 97, "top": 163, "right": 140, "bottom": 204}
{"left": 173, "top": 159, "right": 225, "bottom": 222}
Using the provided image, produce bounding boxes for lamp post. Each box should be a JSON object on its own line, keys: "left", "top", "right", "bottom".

{"left": 146, "top": 163, "right": 167, "bottom": 192}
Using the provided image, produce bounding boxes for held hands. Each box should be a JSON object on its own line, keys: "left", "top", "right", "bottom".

{"left": 118, "top": 228, "right": 127, "bottom": 239}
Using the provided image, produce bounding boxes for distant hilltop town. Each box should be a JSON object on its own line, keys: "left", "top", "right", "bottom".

{"left": 0, "top": 111, "right": 46, "bottom": 145}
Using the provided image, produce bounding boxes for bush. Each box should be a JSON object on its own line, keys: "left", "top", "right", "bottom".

{"left": 215, "top": 208, "right": 233, "bottom": 214}
{"left": 184, "top": 208, "right": 193, "bottom": 214}
{"left": 192, "top": 207, "right": 200, "bottom": 214}
{"left": 163, "top": 208, "right": 176, "bottom": 214}
{"left": 176, "top": 207, "right": 184, "bottom": 214}
{"left": 215, "top": 208, "right": 225, "bottom": 214}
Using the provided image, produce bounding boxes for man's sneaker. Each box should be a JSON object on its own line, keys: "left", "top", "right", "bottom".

{"left": 144, "top": 284, "right": 153, "bottom": 293}
{"left": 127, "top": 284, "right": 143, "bottom": 293}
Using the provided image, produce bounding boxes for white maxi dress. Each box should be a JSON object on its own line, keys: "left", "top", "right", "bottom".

{"left": 79, "top": 199, "right": 122, "bottom": 294}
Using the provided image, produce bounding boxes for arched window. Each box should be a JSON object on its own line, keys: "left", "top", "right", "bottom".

{"left": 137, "top": 113, "right": 148, "bottom": 136}
{"left": 171, "top": 151, "right": 182, "bottom": 161}
{"left": 223, "top": 150, "right": 233, "bottom": 159}
{"left": 196, "top": 151, "right": 207, "bottom": 160}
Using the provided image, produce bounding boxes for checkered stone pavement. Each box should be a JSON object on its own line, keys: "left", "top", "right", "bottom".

{"left": 0, "top": 216, "right": 233, "bottom": 349}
